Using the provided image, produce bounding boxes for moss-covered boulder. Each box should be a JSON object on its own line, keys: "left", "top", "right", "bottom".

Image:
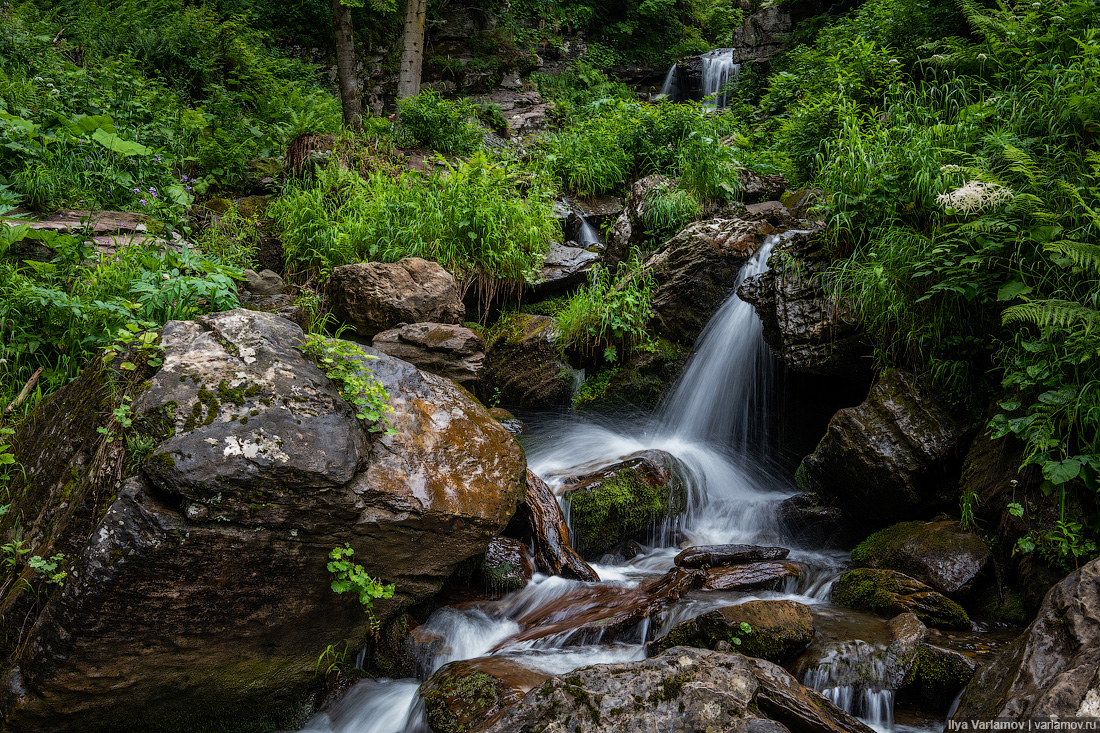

{"left": 850, "top": 521, "right": 992, "bottom": 598}
{"left": 831, "top": 568, "right": 971, "bottom": 630}
{"left": 0, "top": 310, "right": 527, "bottom": 732}
{"left": 896, "top": 643, "right": 978, "bottom": 713}
{"left": 648, "top": 599, "right": 814, "bottom": 662}
{"left": 419, "top": 657, "right": 550, "bottom": 733}
{"left": 478, "top": 313, "right": 578, "bottom": 408}
{"left": 561, "top": 450, "right": 687, "bottom": 555}
{"left": 800, "top": 370, "right": 970, "bottom": 529}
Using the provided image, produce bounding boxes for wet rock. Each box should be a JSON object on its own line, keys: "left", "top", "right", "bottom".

{"left": 506, "top": 470, "right": 597, "bottom": 581}
{"left": 571, "top": 194, "right": 624, "bottom": 231}
{"left": 649, "top": 599, "right": 814, "bottom": 663}
{"left": 505, "top": 567, "right": 704, "bottom": 647}
{"left": 330, "top": 257, "right": 465, "bottom": 338}
{"left": 884, "top": 612, "right": 929, "bottom": 687}
{"left": 372, "top": 322, "right": 484, "bottom": 389}
{"left": 0, "top": 310, "right": 526, "bottom": 732}
{"left": 799, "top": 370, "right": 969, "bottom": 528}
{"left": 952, "top": 557, "right": 1100, "bottom": 721}
{"left": 478, "top": 313, "right": 578, "bottom": 408}
{"left": 776, "top": 493, "right": 852, "bottom": 548}
{"left": 561, "top": 450, "right": 687, "bottom": 555}
{"left": 647, "top": 216, "right": 774, "bottom": 347}
{"left": 958, "top": 414, "right": 1065, "bottom": 617}
{"left": 832, "top": 568, "right": 971, "bottom": 630}
{"left": 738, "top": 232, "right": 868, "bottom": 376}
{"left": 850, "top": 521, "right": 993, "bottom": 598}
{"left": 897, "top": 643, "right": 978, "bottom": 713}
{"left": 483, "top": 646, "right": 876, "bottom": 733}
{"left": 703, "top": 561, "right": 802, "bottom": 591}
{"left": 243, "top": 267, "right": 283, "bottom": 296}
{"left": 740, "top": 171, "right": 790, "bottom": 205}
{"left": 477, "top": 537, "right": 534, "bottom": 593}
{"left": 488, "top": 407, "right": 527, "bottom": 436}
{"left": 675, "top": 544, "right": 790, "bottom": 568}
{"left": 420, "top": 657, "right": 550, "bottom": 733}
{"left": 527, "top": 241, "right": 601, "bottom": 297}
{"left": 606, "top": 174, "right": 677, "bottom": 264}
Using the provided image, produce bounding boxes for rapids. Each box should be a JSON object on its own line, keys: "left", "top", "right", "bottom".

{"left": 294, "top": 231, "right": 944, "bottom": 733}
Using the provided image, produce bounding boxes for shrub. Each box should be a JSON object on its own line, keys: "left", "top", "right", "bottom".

{"left": 642, "top": 184, "right": 702, "bottom": 243}
{"left": 557, "top": 258, "right": 657, "bottom": 361}
{"left": 398, "top": 90, "right": 482, "bottom": 155}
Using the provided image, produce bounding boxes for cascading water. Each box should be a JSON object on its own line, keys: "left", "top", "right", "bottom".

{"left": 293, "top": 228, "right": 918, "bottom": 733}
{"left": 575, "top": 215, "right": 602, "bottom": 248}
{"left": 657, "top": 64, "right": 679, "bottom": 100}
{"left": 700, "top": 48, "right": 740, "bottom": 109}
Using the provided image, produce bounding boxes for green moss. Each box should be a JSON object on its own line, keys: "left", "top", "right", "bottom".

{"left": 421, "top": 670, "right": 503, "bottom": 733}
{"left": 151, "top": 452, "right": 176, "bottom": 470}
{"left": 648, "top": 672, "right": 693, "bottom": 704}
{"left": 217, "top": 379, "right": 246, "bottom": 408}
{"left": 562, "top": 676, "right": 601, "bottom": 724}
{"left": 833, "top": 569, "right": 971, "bottom": 629}
{"left": 794, "top": 462, "right": 812, "bottom": 491}
{"left": 565, "top": 463, "right": 686, "bottom": 554}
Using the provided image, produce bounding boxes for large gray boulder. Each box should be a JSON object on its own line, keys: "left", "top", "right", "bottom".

{"left": 0, "top": 310, "right": 525, "bottom": 732}
{"left": 372, "top": 321, "right": 484, "bottom": 389}
{"left": 483, "top": 646, "right": 877, "bottom": 733}
{"left": 952, "top": 557, "right": 1100, "bottom": 721}
{"left": 527, "top": 241, "right": 600, "bottom": 297}
{"left": 330, "top": 257, "right": 465, "bottom": 338}
{"left": 738, "top": 232, "right": 868, "bottom": 376}
{"left": 799, "top": 370, "right": 969, "bottom": 528}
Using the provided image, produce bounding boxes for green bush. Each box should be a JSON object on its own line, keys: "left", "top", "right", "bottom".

{"left": 271, "top": 153, "right": 557, "bottom": 284}
{"left": 642, "top": 184, "right": 702, "bottom": 242}
{"left": 398, "top": 90, "right": 482, "bottom": 155}
{"left": 557, "top": 258, "right": 657, "bottom": 361}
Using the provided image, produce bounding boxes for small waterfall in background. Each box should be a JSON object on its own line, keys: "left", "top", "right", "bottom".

{"left": 657, "top": 63, "right": 679, "bottom": 100}
{"left": 700, "top": 48, "right": 740, "bottom": 109}
{"left": 575, "top": 215, "right": 602, "bottom": 248}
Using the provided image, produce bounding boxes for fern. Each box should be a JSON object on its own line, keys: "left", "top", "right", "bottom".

{"left": 1046, "top": 241, "right": 1100, "bottom": 275}
{"left": 1002, "top": 299, "right": 1100, "bottom": 333}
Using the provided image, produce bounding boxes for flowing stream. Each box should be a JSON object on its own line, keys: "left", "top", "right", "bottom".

{"left": 294, "top": 231, "right": 941, "bottom": 733}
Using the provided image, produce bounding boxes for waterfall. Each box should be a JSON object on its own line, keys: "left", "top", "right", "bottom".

{"left": 575, "top": 216, "right": 602, "bottom": 248}
{"left": 700, "top": 48, "right": 740, "bottom": 109}
{"left": 657, "top": 64, "right": 679, "bottom": 101}
{"left": 655, "top": 233, "right": 781, "bottom": 452}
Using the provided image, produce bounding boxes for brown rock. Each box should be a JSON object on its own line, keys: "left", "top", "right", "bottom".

{"left": 420, "top": 657, "right": 550, "bottom": 733}
{"left": 675, "top": 544, "right": 790, "bottom": 568}
{"left": 330, "top": 257, "right": 464, "bottom": 337}
{"left": 372, "top": 322, "right": 484, "bottom": 388}
{"left": 703, "top": 561, "right": 802, "bottom": 591}
{"left": 508, "top": 470, "right": 597, "bottom": 582}
{"left": 650, "top": 599, "right": 814, "bottom": 663}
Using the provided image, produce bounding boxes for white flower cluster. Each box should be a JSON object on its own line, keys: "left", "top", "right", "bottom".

{"left": 936, "top": 180, "right": 1014, "bottom": 214}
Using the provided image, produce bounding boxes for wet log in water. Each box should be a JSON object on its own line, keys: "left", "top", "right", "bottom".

{"left": 519, "top": 470, "right": 599, "bottom": 582}
{"left": 500, "top": 567, "right": 706, "bottom": 647}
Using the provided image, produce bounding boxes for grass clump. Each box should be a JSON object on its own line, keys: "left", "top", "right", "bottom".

{"left": 398, "top": 90, "right": 482, "bottom": 155}
{"left": 556, "top": 258, "right": 657, "bottom": 363}
{"left": 270, "top": 153, "right": 558, "bottom": 291}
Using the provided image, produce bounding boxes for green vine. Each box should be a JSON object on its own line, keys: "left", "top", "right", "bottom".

{"left": 300, "top": 335, "right": 395, "bottom": 435}
{"left": 327, "top": 544, "right": 395, "bottom": 631}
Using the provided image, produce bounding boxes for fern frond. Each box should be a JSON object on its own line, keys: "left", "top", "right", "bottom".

{"left": 1002, "top": 145, "right": 1045, "bottom": 186}
{"left": 1002, "top": 299, "right": 1100, "bottom": 333}
{"left": 1046, "top": 240, "right": 1100, "bottom": 275}
{"left": 1053, "top": 180, "right": 1100, "bottom": 229}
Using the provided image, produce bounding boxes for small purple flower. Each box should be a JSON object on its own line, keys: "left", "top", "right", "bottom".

{"left": 149, "top": 186, "right": 156, "bottom": 193}
{"left": 132, "top": 187, "right": 140, "bottom": 194}
{"left": 140, "top": 199, "right": 147, "bottom": 206}
{"left": 151, "top": 192, "right": 158, "bottom": 198}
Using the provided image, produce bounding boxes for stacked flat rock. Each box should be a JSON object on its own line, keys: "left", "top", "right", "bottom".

{"left": 675, "top": 544, "right": 791, "bottom": 568}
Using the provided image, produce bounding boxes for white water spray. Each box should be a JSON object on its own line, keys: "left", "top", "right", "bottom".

{"left": 700, "top": 48, "right": 740, "bottom": 109}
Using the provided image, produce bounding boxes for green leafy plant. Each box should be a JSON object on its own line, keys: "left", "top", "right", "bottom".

{"left": 327, "top": 544, "right": 395, "bottom": 631}
{"left": 397, "top": 90, "right": 482, "bottom": 155}
{"left": 300, "top": 335, "right": 394, "bottom": 435}
{"left": 28, "top": 553, "right": 66, "bottom": 585}
{"left": 557, "top": 258, "right": 657, "bottom": 361}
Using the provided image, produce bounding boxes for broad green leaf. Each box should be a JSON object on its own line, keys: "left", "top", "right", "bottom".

{"left": 997, "top": 281, "right": 1033, "bottom": 301}
{"left": 91, "top": 128, "right": 151, "bottom": 157}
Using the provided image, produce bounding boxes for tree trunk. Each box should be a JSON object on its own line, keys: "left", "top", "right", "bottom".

{"left": 332, "top": 0, "right": 362, "bottom": 129}
{"left": 397, "top": 0, "right": 427, "bottom": 100}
